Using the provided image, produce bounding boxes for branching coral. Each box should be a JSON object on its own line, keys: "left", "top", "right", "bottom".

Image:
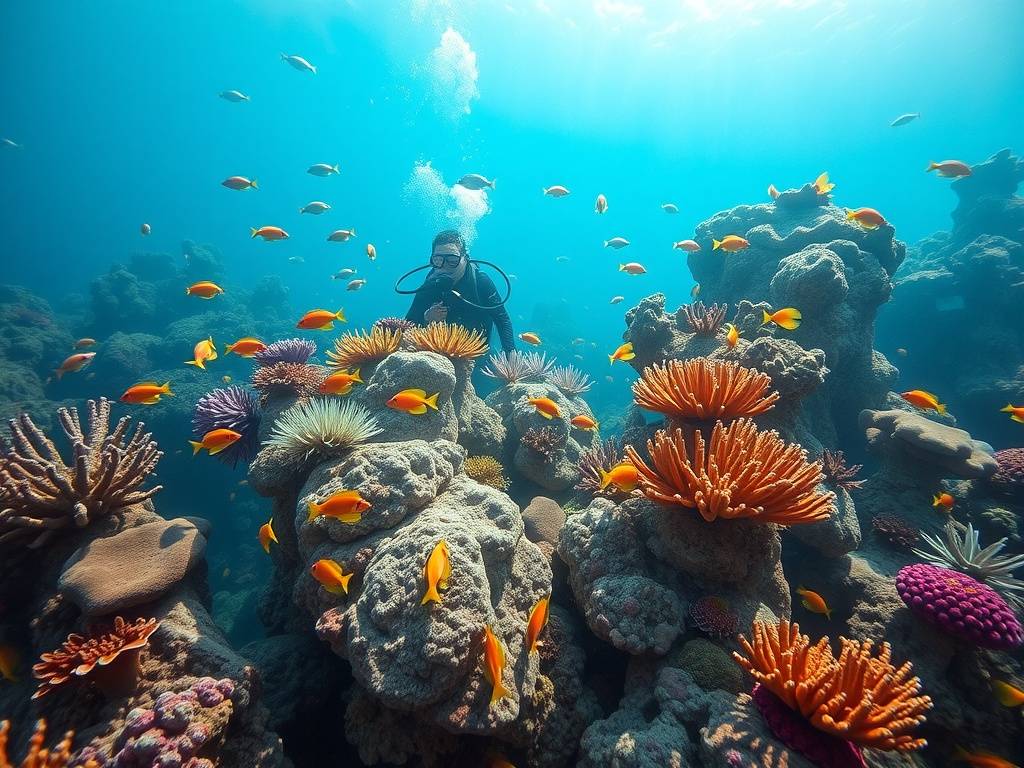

{"left": 372, "top": 316, "right": 417, "bottom": 333}
{"left": 821, "top": 450, "right": 864, "bottom": 491}
{"left": 251, "top": 362, "right": 328, "bottom": 400}
{"left": 624, "top": 420, "right": 835, "bottom": 525}
{"left": 252, "top": 338, "right": 317, "bottom": 366}
{"left": 912, "top": 521, "right": 1024, "bottom": 606}
{"left": 0, "top": 399, "right": 162, "bottom": 549}
{"left": 482, "top": 350, "right": 555, "bottom": 384}
{"left": 871, "top": 515, "right": 919, "bottom": 549}
{"left": 33, "top": 616, "right": 160, "bottom": 700}
{"left": 0, "top": 719, "right": 75, "bottom": 768}
{"left": 575, "top": 438, "right": 628, "bottom": 497}
{"left": 265, "top": 398, "right": 381, "bottom": 463}
{"left": 404, "top": 321, "right": 488, "bottom": 360}
{"left": 191, "top": 386, "right": 261, "bottom": 468}
{"left": 548, "top": 365, "right": 593, "bottom": 396}
{"left": 521, "top": 427, "right": 561, "bottom": 462}
{"left": 631, "top": 358, "right": 779, "bottom": 421}
{"left": 681, "top": 302, "right": 728, "bottom": 335}
{"left": 464, "top": 455, "right": 509, "bottom": 490}
{"left": 326, "top": 327, "right": 402, "bottom": 371}
{"left": 733, "top": 619, "right": 932, "bottom": 753}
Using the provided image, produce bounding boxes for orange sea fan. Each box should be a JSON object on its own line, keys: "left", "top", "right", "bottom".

{"left": 0, "top": 719, "right": 75, "bottom": 768}
{"left": 326, "top": 326, "right": 402, "bottom": 370}
{"left": 32, "top": 616, "right": 159, "bottom": 700}
{"left": 631, "top": 358, "right": 779, "bottom": 421}
{"left": 624, "top": 420, "right": 835, "bottom": 525}
{"left": 404, "top": 322, "right": 488, "bottom": 361}
{"left": 733, "top": 619, "right": 932, "bottom": 752}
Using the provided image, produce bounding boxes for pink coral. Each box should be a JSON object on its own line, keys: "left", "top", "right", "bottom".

{"left": 688, "top": 596, "right": 738, "bottom": 638}
{"left": 989, "top": 447, "right": 1024, "bottom": 497}
{"left": 895, "top": 563, "right": 1023, "bottom": 650}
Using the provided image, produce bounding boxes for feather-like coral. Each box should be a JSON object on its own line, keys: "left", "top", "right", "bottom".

{"left": 631, "top": 358, "right": 779, "bottom": 421}
{"left": 821, "top": 449, "right": 864, "bottom": 491}
{"left": 265, "top": 398, "right": 381, "bottom": 462}
{"left": 733, "top": 619, "right": 932, "bottom": 752}
{"left": 464, "top": 455, "right": 509, "bottom": 490}
{"left": 326, "top": 327, "right": 402, "bottom": 371}
{"left": 191, "top": 386, "right": 261, "bottom": 468}
{"left": 548, "top": 365, "right": 593, "bottom": 396}
{"left": 251, "top": 362, "right": 328, "bottom": 400}
{"left": 0, "top": 398, "right": 162, "bottom": 549}
{"left": 521, "top": 427, "right": 561, "bottom": 461}
{"left": 482, "top": 350, "right": 554, "bottom": 384}
{"left": 404, "top": 322, "right": 488, "bottom": 360}
{"left": 624, "top": 420, "right": 835, "bottom": 525}
{"left": 681, "top": 302, "right": 728, "bottom": 335}
{"left": 0, "top": 719, "right": 75, "bottom": 768}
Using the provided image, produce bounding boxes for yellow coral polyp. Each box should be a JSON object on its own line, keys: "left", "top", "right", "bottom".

{"left": 326, "top": 327, "right": 402, "bottom": 371}
{"left": 404, "top": 322, "right": 489, "bottom": 361}
{"left": 464, "top": 455, "right": 509, "bottom": 491}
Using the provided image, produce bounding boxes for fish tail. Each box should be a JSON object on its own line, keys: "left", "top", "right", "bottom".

{"left": 162, "top": 382, "right": 174, "bottom": 396}
{"left": 599, "top": 468, "right": 611, "bottom": 490}
{"left": 608, "top": 354, "right": 616, "bottom": 365}
{"left": 618, "top": 263, "right": 624, "bottom": 271}
{"left": 336, "top": 308, "right": 347, "bottom": 322}
{"left": 185, "top": 359, "right": 204, "bottom": 369}
{"left": 826, "top": 608, "right": 832, "bottom": 620}
{"left": 353, "top": 368, "right": 363, "bottom": 383}
{"left": 952, "top": 746, "right": 971, "bottom": 762}
{"left": 845, "top": 209, "right": 855, "bottom": 220}
{"left": 425, "top": 392, "right": 439, "bottom": 410}
{"left": 936, "top": 402, "right": 947, "bottom": 415}
{"left": 712, "top": 238, "right": 721, "bottom": 250}
{"left": 55, "top": 368, "right": 64, "bottom": 381}
{"left": 307, "top": 502, "right": 320, "bottom": 522}
{"left": 1012, "top": 415, "right": 1024, "bottom": 424}
{"left": 250, "top": 178, "right": 258, "bottom": 190}
{"left": 490, "top": 178, "right": 496, "bottom": 189}
{"left": 1001, "top": 404, "right": 1014, "bottom": 412}
{"left": 421, "top": 586, "right": 441, "bottom": 605}
{"left": 490, "top": 680, "right": 511, "bottom": 704}
{"left": 250, "top": 227, "right": 259, "bottom": 238}
{"left": 189, "top": 441, "right": 204, "bottom": 456}
{"left": 926, "top": 162, "right": 937, "bottom": 172}
{"left": 333, "top": 163, "right": 339, "bottom": 173}
{"left": 762, "top": 309, "right": 773, "bottom": 325}
{"left": 932, "top": 494, "right": 940, "bottom": 506}
{"left": 280, "top": 52, "right": 288, "bottom": 60}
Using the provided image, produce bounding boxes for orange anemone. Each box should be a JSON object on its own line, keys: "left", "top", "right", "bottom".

{"left": 404, "top": 322, "right": 489, "bottom": 361}
{"left": 326, "top": 327, "right": 402, "bottom": 371}
{"left": 631, "top": 358, "right": 778, "bottom": 421}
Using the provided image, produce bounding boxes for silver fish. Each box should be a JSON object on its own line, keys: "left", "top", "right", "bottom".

{"left": 346, "top": 279, "right": 367, "bottom": 291}
{"left": 219, "top": 90, "right": 250, "bottom": 102}
{"left": 281, "top": 53, "right": 316, "bottom": 74}
{"left": 661, "top": 203, "right": 679, "bottom": 214}
{"left": 456, "top": 173, "right": 495, "bottom": 190}
{"left": 604, "top": 237, "right": 630, "bottom": 249}
{"left": 332, "top": 268, "right": 357, "bottom": 280}
{"left": 890, "top": 112, "right": 920, "bottom": 127}
{"left": 308, "top": 163, "right": 339, "bottom": 177}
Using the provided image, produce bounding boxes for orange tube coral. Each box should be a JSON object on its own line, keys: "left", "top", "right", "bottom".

{"left": 326, "top": 327, "right": 402, "bottom": 370}
{"left": 733, "top": 619, "right": 932, "bottom": 752}
{"left": 631, "top": 358, "right": 779, "bottom": 421}
{"left": 404, "top": 322, "right": 488, "bottom": 361}
{"left": 624, "top": 420, "right": 835, "bottom": 525}
{"left": 0, "top": 719, "right": 75, "bottom": 768}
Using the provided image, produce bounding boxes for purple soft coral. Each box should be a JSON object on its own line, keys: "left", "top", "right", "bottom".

{"left": 253, "top": 337, "right": 317, "bottom": 366}
{"left": 191, "top": 386, "right": 261, "bottom": 467}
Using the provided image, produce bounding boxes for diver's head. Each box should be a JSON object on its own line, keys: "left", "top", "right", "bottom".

{"left": 430, "top": 229, "right": 468, "bottom": 283}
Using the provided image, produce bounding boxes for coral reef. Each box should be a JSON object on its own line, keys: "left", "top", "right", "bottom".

{"left": 870, "top": 515, "right": 919, "bottom": 549}
{"left": 820, "top": 449, "right": 864, "bottom": 491}
{"left": 520, "top": 426, "right": 561, "bottom": 462}
{"left": 631, "top": 358, "right": 779, "bottom": 422}
{"left": 371, "top": 316, "right": 417, "bottom": 333}
{"left": 264, "top": 398, "right": 381, "bottom": 464}
{"left": 403, "top": 321, "right": 488, "bottom": 360}
{"left": 191, "top": 386, "right": 261, "bottom": 468}
{"left": 0, "top": 719, "right": 74, "bottom": 768}
{"left": 252, "top": 338, "right": 317, "bottom": 367}
{"left": 988, "top": 447, "right": 1024, "bottom": 498}
{"left": 912, "top": 521, "right": 1024, "bottom": 605}
{"left": 463, "top": 455, "right": 509, "bottom": 490}
{"left": 250, "top": 362, "right": 328, "bottom": 401}
{"left": 679, "top": 301, "right": 728, "bottom": 335}
{"left": 482, "top": 350, "right": 554, "bottom": 384}
{"left": 547, "top": 365, "right": 592, "bottom": 397}
{"left": 326, "top": 327, "right": 402, "bottom": 372}
{"left": 574, "top": 437, "right": 628, "bottom": 498}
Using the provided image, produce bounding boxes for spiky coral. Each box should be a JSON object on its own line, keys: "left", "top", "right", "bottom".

{"left": 191, "top": 386, "right": 261, "bottom": 468}
{"left": 464, "top": 455, "right": 509, "bottom": 490}
{"left": 482, "top": 350, "right": 555, "bottom": 384}
{"left": 404, "top": 321, "right": 488, "bottom": 360}
{"left": 631, "top": 358, "right": 779, "bottom": 421}
{"left": 0, "top": 399, "right": 162, "bottom": 549}
{"left": 251, "top": 362, "right": 328, "bottom": 400}
{"left": 871, "top": 515, "right": 919, "bottom": 549}
{"left": 373, "top": 316, "right": 417, "bottom": 333}
{"left": 575, "top": 438, "right": 628, "bottom": 497}
{"left": 912, "top": 521, "right": 1024, "bottom": 606}
{"left": 681, "top": 302, "right": 728, "bottom": 335}
{"left": 0, "top": 719, "right": 75, "bottom": 768}
{"left": 734, "top": 619, "right": 932, "bottom": 753}
{"left": 548, "top": 365, "right": 593, "bottom": 396}
{"left": 821, "top": 449, "right": 864, "bottom": 491}
{"left": 624, "top": 420, "right": 835, "bottom": 525}
{"left": 521, "top": 427, "right": 561, "bottom": 462}
{"left": 252, "top": 338, "right": 317, "bottom": 366}
{"left": 33, "top": 616, "right": 159, "bottom": 700}
{"left": 326, "top": 327, "right": 402, "bottom": 371}
{"left": 265, "top": 398, "right": 381, "bottom": 463}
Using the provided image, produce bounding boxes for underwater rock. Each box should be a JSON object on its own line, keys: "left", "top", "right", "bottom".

{"left": 521, "top": 496, "right": 565, "bottom": 548}
{"left": 343, "top": 684, "right": 460, "bottom": 766}
{"left": 669, "top": 639, "right": 744, "bottom": 694}
{"left": 786, "top": 486, "right": 862, "bottom": 558}
{"left": 450, "top": 357, "right": 506, "bottom": 457}
{"left": 700, "top": 691, "right": 818, "bottom": 768}
{"left": 58, "top": 517, "right": 207, "bottom": 616}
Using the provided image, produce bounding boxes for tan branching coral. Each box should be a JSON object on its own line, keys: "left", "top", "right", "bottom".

{"left": 631, "top": 358, "right": 779, "bottom": 421}
{"left": 32, "top": 616, "right": 159, "bottom": 699}
{"left": 0, "top": 398, "right": 162, "bottom": 549}
{"left": 681, "top": 302, "right": 728, "bottom": 335}
{"left": 404, "top": 322, "right": 488, "bottom": 360}
{"left": 733, "top": 619, "right": 932, "bottom": 752}
{"left": 0, "top": 720, "right": 75, "bottom": 768}
{"left": 464, "top": 456, "right": 509, "bottom": 490}
{"left": 326, "top": 327, "right": 402, "bottom": 371}
{"left": 251, "top": 362, "right": 328, "bottom": 400}
{"left": 624, "top": 420, "right": 835, "bottom": 525}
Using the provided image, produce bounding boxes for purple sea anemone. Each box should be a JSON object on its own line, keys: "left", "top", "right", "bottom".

{"left": 895, "top": 562, "right": 1024, "bottom": 650}
{"left": 192, "top": 386, "right": 261, "bottom": 467}
{"left": 253, "top": 337, "right": 317, "bottom": 366}
{"left": 689, "top": 596, "right": 738, "bottom": 638}
{"left": 372, "top": 316, "right": 417, "bottom": 333}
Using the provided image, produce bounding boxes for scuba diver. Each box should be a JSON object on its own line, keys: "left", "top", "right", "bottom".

{"left": 401, "top": 229, "right": 516, "bottom": 354}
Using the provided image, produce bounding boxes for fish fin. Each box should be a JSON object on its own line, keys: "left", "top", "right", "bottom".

{"left": 336, "top": 308, "right": 347, "bottom": 322}
{"left": 1013, "top": 415, "right": 1024, "bottom": 424}
{"left": 1002, "top": 404, "right": 1015, "bottom": 412}
{"left": 185, "top": 286, "right": 190, "bottom": 295}
{"left": 224, "top": 344, "right": 234, "bottom": 354}
{"left": 926, "top": 162, "right": 937, "bottom": 172}
{"left": 712, "top": 238, "right": 721, "bottom": 250}
{"left": 324, "top": 583, "right": 347, "bottom": 596}
{"left": 621, "top": 352, "right": 635, "bottom": 361}
{"left": 845, "top": 210, "right": 855, "bottom": 220}
{"left": 421, "top": 586, "right": 441, "bottom": 605}
{"left": 261, "top": 540, "right": 270, "bottom": 554}
{"left": 617, "top": 263, "right": 624, "bottom": 271}
{"left": 185, "top": 360, "right": 204, "bottom": 369}
{"left": 353, "top": 368, "right": 363, "bottom": 383}
{"left": 189, "top": 441, "right": 203, "bottom": 456}
{"left": 208, "top": 442, "right": 228, "bottom": 455}
{"left": 307, "top": 503, "right": 319, "bottom": 522}
{"left": 762, "top": 310, "right": 772, "bottom": 325}
{"left": 490, "top": 178, "right": 496, "bottom": 188}
{"left": 336, "top": 512, "right": 363, "bottom": 524}
{"left": 318, "top": 322, "right": 334, "bottom": 331}
{"left": 826, "top": 608, "right": 832, "bottom": 620}
{"left": 598, "top": 468, "right": 611, "bottom": 490}
{"left": 55, "top": 368, "right": 64, "bottom": 381}
{"left": 408, "top": 404, "right": 428, "bottom": 415}
{"left": 608, "top": 354, "right": 615, "bottom": 365}
{"left": 250, "top": 227, "right": 258, "bottom": 238}
{"left": 936, "top": 402, "right": 947, "bottom": 415}
{"left": 407, "top": 388, "right": 428, "bottom": 397}
{"left": 425, "top": 392, "right": 439, "bottom": 410}
{"left": 251, "top": 178, "right": 258, "bottom": 189}
{"left": 141, "top": 396, "right": 161, "bottom": 405}
{"left": 490, "top": 679, "right": 511, "bottom": 704}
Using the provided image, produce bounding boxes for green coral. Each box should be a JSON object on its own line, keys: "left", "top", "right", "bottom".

{"left": 672, "top": 638, "right": 743, "bottom": 693}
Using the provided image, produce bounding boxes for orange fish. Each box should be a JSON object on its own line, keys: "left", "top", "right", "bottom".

{"left": 618, "top": 262, "right": 646, "bottom": 274}
{"left": 846, "top": 207, "right": 887, "bottom": 229}
{"left": 600, "top": 461, "right": 638, "bottom": 492}
{"left": 121, "top": 381, "right": 173, "bottom": 405}
{"left": 224, "top": 337, "right": 267, "bottom": 357}
{"left": 796, "top": 587, "right": 832, "bottom": 620}
{"left": 813, "top": 172, "right": 835, "bottom": 195}
{"left": 186, "top": 281, "right": 224, "bottom": 299}
{"left": 725, "top": 323, "right": 739, "bottom": 348}
{"left": 712, "top": 235, "right": 750, "bottom": 252}
{"left": 529, "top": 397, "right": 562, "bottom": 420}
{"left": 608, "top": 342, "right": 635, "bottom": 365}
{"left": 54, "top": 352, "right": 95, "bottom": 380}
{"left": 673, "top": 239, "right": 701, "bottom": 252}
{"left": 519, "top": 332, "right": 542, "bottom": 346}
{"left": 933, "top": 492, "right": 955, "bottom": 511}
{"left": 570, "top": 414, "right": 598, "bottom": 431}
{"left": 1000, "top": 404, "right": 1024, "bottom": 423}
{"left": 185, "top": 336, "right": 217, "bottom": 369}
{"left": 486, "top": 755, "right": 517, "bottom": 768}
{"left": 388, "top": 388, "right": 439, "bottom": 415}
{"left": 482, "top": 625, "right": 511, "bottom": 705}
{"left": 762, "top": 307, "right": 802, "bottom": 330}
{"left": 297, "top": 308, "right": 346, "bottom": 330}
{"left": 189, "top": 428, "right": 241, "bottom": 456}
{"left": 768, "top": 183, "right": 780, "bottom": 199}
{"left": 321, "top": 369, "right": 363, "bottom": 395}
{"left": 992, "top": 679, "right": 1024, "bottom": 707}
{"left": 952, "top": 747, "right": 1017, "bottom": 768}
{"left": 222, "top": 175, "right": 258, "bottom": 190}
{"left": 251, "top": 225, "right": 289, "bottom": 240}
{"left": 595, "top": 194, "right": 608, "bottom": 214}
{"left": 258, "top": 519, "right": 278, "bottom": 554}
{"left": 0, "top": 644, "right": 19, "bottom": 683}
{"left": 366, "top": 243, "right": 377, "bottom": 261}
{"left": 525, "top": 596, "right": 550, "bottom": 654}
{"left": 75, "top": 337, "right": 97, "bottom": 349}
{"left": 421, "top": 540, "right": 451, "bottom": 605}
{"left": 311, "top": 559, "right": 353, "bottom": 595}
{"left": 928, "top": 160, "right": 972, "bottom": 178}
{"left": 308, "top": 489, "right": 371, "bottom": 524}
{"left": 901, "top": 389, "right": 946, "bottom": 414}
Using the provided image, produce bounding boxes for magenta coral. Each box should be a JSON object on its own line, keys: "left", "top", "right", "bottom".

{"left": 688, "top": 596, "right": 738, "bottom": 638}
{"left": 895, "top": 563, "right": 1024, "bottom": 650}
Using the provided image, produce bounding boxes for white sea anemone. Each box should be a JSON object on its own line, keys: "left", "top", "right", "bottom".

{"left": 265, "top": 398, "right": 381, "bottom": 463}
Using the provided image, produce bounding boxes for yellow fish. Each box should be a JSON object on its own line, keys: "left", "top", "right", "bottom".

{"left": 796, "top": 586, "right": 832, "bottom": 620}
{"left": 600, "top": 461, "right": 638, "bottom": 492}
{"left": 189, "top": 428, "right": 241, "bottom": 456}
{"left": 185, "top": 336, "right": 217, "bottom": 369}
{"left": 762, "top": 307, "right": 802, "bottom": 330}
{"left": 813, "top": 171, "right": 835, "bottom": 195}
{"left": 483, "top": 625, "right": 511, "bottom": 705}
{"left": 608, "top": 342, "right": 635, "bottom": 365}
{"left": 311, "top": 559, "right": 353, "bottom": 595}
{"left": 1000, "top": 404, "right": 1024, "bottom": 424}
{"left": 992, "top": 679, "right": 1024, "bottom": 707}
{"left": 258, "top": 519, "right": 278, "bottom": 554}
{"left": 421, "top": 540, "right": 451, "bottom": 605}
{"left": 725, "top": 323, "right": 739, "bottom": 348}
{"left": 519, "top": 332, "right": 542, "bottom": 346}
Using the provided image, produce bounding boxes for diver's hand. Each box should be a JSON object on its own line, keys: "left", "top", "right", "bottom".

{"left": 424, "top": 303, "right": 447, "bottom": 323}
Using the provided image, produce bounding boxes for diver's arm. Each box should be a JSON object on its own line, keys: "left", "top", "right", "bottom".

{"left": 478, "top": 273, "right": 516, "bottom": 352}
{"left": 406, "top": 286, "right": 434, "bottom": 324}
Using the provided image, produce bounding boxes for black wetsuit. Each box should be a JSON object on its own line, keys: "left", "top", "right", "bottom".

{"left": 405, "top": 262, "right": 516, "bottom": 353}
